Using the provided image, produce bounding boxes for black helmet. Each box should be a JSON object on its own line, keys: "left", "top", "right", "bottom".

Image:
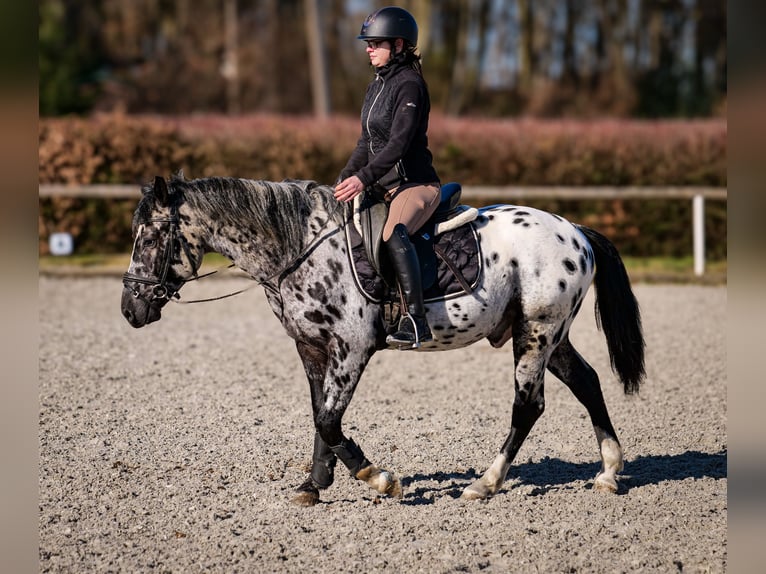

{"left": 357, "top": 6, "right": 418, "bottom": 46}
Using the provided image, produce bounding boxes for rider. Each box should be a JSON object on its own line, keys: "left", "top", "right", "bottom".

{"left": 334, "top": 6, "right": 440, "bottom": 349}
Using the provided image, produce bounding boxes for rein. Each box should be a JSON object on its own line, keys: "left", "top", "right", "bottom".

{"left": 123, "top": 195, "right": 346, "bottom": 308}
{"left": 255, "top": 201, "right": 345, "bottom": 314}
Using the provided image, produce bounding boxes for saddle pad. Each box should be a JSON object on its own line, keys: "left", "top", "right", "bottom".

{"left": 347, "top": 221, "right": 482, "bottom": 304}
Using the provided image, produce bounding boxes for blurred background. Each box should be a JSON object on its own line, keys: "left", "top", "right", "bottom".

{"left": 39, "top": 0, "right": 726, "bottom": 118}
{"left": 22, "top": 4, "right": 766, "bottom": 573}
{"left": 38, "top": 0, "right": 727, "bottom": 275}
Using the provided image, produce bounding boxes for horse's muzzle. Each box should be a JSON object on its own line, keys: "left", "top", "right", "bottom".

{"left": 121, "top": 287, "right": 162, "bottom": 328}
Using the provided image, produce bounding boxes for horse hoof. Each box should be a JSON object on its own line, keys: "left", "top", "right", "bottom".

{"left": 357, "top": 467, "right": 403, "bottom": 499}
{"left": 593, "top": 474, "right": 618, "bottom": 493}
{"left": 461, "top": 482, "right": 490, "bottom": 500}
{"left": 291, "top": 490, "right": 320, "bottom": 507}
{"left": 384, "top": 473, "right": 403, "bottom": 499}
{"left": 291, "top": 479, "right": 321, "bottom": 506}
{"left": 371, "top": 470, "right": 403, "bottom": 499}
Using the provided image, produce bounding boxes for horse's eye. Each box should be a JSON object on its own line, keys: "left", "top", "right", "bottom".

{"left": 144, "top": 239, "right": 156, "bottom": 248}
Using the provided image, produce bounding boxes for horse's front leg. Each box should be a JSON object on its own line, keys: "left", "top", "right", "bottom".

{"left": 291, "top": 340, "right": 401, "bottom": 506}
{"left": 322, "top": 424, "right": 403, "bottom": 501}
{"left": 292, "top": 431, "right": 337, "bottom": 507}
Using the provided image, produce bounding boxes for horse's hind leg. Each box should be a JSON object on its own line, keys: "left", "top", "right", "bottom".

{"left": 547, "top": 336, "right": 623, "bottom": 493}
{"left": 462, "top": 324, "right": 550, "bottom": 500}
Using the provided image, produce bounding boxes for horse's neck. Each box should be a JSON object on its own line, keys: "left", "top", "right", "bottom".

{"left": 201, "top": 217, "right": 289, "bottom": 283}
{"left": 184, "top": 180, "right": 325, "bottom": 282}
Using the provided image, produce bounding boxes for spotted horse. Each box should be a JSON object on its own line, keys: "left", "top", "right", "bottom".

{"left": 121, "top": 175, "right": 645, "bottom": 505}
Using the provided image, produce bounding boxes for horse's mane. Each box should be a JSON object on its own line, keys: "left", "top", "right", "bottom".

{"left": 141, "top": 175, "right": 339, "bottom": 248}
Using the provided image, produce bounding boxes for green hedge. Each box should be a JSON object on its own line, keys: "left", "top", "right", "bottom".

{"left": 39, "top": 114, "right": 727, "bottom": 257}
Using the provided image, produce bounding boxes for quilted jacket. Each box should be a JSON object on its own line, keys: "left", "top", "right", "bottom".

{"left": 339, "top": 57, "right": 440, "bottom": 191}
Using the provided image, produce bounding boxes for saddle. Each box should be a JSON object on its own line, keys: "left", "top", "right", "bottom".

{"left": 347, "top": 182, "right": 482, "bottom": 306}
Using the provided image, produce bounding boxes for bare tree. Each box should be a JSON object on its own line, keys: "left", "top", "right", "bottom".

{"left": 304, "top": 0, "right": 331, "bottom": 117}
{"left": 443, "top": 0, "right": 490, "bottom": 116}
{"left": 517, "top": 0, "right": 534, "bottom": 98}
{"left": 222, "top": 0, "right": 240, "bottom": 115}
{"left": 560, "top": 0, "right": 580, "bottom": 89}
{"left": 402, "top": 0, "right": 432, "bottom": 54}
{"left": 694, "top": 0, "right": 727, "bottom": 105}
{"left": 596, "top": 0, "right": 635, "bottom": 115}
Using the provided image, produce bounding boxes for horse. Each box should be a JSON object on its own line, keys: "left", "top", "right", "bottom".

{"left": 121, "top": 175, "right": 645, "bottom": 506}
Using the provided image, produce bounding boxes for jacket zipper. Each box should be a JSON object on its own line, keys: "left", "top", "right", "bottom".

{"left": 366, "top": 74, "right": 385, "bottom": 155}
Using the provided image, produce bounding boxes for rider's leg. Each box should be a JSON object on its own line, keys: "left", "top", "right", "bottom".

{"left": 382, "top": 183, "right": 441, "bottom": 243}
{"left": 385, "top": 223, "right": 432, "bottom": 347}
{"left": 383, "top": 183, "right": 440, "bottom": 348}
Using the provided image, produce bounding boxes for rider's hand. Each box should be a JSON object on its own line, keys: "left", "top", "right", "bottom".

{"left": 334, "top": 176, "right": 364, "bottom": 203}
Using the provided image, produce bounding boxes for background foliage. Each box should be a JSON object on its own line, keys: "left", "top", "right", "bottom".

{"left": 38, "top": 0, "right": 726, "bottom": 119}
{"left": 39, "top": 114, "right": 726, "bottom": 258}
{"left": 38, "top": 1, "right": 727, "bottom": 260}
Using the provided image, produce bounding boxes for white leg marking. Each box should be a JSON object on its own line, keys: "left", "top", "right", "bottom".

{"left": 462, "top": 453, "right": 510, "bottom": 500}
{"left": 594, "top": 437, "right": 623, "bottom": 493}
{"left": 356, "top": 465, "right": 403, "bottom": 499}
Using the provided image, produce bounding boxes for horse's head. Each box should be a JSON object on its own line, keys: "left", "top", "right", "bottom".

{"left": 121, "top": 176, "right": 203, "bottom": 328}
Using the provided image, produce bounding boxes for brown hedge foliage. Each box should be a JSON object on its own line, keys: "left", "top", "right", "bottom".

{"left": 39, "top": 113, "right": 726, "bottom": 185}
{"left": 39, "top": 114, "right": 726, "bottom": 257}
{"left": 39, "top": 114, "right": 205, "bottom": 184}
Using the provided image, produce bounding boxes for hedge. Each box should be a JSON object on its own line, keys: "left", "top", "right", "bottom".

{"left": 39, "top": 113, "right": 727, "bottom": 257}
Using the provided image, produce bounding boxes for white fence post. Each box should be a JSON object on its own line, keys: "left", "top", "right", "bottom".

{"left": 693, "top": 194, "right": 705, "bottom": 276}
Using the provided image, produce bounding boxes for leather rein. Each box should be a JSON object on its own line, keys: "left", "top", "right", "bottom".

{"left": 122, "top": 200, "right": 345, "bottom": 307}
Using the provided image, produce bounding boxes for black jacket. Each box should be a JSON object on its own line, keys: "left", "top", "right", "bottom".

{"left": 339, "top": 59, "right": 439, "bottom": 191}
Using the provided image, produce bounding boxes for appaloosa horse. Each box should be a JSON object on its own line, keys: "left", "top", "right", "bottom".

{"left": 121, "top": 175, "right": 644, "bottom": 505}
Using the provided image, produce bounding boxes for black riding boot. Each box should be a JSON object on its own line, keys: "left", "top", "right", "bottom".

{"left": 385, "top": 223, "right": 433, "bottom": 349}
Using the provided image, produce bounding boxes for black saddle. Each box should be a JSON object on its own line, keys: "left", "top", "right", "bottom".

{"left": 348, "top": 182, "right": 481, "bottom": 305}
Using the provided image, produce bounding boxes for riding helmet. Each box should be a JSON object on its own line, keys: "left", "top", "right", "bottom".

{"left": 357, "top": 6, "right": 418, "bottom": 46}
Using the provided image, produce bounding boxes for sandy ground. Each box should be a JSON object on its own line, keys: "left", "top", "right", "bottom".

{"left": 39, "top": 276, "right": 726, "bottom": 573}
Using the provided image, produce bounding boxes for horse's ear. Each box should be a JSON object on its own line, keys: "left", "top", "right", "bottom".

{"left": 154, "top": 176, "right": 170, "bottom": 206}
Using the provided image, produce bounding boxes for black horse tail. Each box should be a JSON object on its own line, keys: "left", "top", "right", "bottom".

{"left": 577, "top": 225, "right": 645, "bottom": 395}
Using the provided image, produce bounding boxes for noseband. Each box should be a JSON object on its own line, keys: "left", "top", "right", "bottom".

{"left": 122, "top": 203, "right": 197, "bottom": 305}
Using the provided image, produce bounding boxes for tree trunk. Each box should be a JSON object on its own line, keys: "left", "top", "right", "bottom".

{"left": 222, "top": 0, "right": 240, "bottom": 115}
{"left": 304, "top": 0, "right": 331, "bottom": 117}
{"left": 517, "top": 0, "right": 534, "bottom": 98}
{"left": 597, "top": 0, "right": 634, "bottom": 114}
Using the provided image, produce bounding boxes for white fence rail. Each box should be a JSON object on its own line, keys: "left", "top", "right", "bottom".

{"left": 39, "top": 184, "right": 727, "bottom": 276}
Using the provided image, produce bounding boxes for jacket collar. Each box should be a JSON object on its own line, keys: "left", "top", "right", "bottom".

{"left": 375, "top": 57, "right": 408, "bottom": 80}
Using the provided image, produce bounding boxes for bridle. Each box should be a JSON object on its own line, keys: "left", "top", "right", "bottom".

{"left": 122, "top": 202, "right": 209, "bottom": 305}
{"left": 122, "top": 198, "right": 347, "bottom": 308}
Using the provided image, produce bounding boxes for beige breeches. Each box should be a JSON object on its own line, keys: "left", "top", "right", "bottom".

{"left": 382, "top": 183, "right": 441, "bottom": 241}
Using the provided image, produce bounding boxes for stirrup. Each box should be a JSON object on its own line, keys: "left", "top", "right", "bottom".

{"left": 386, "top": 314, "right": 432, "bottom": 350}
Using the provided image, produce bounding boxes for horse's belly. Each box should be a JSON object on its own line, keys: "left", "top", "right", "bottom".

{"left": 423, "top": 275, "right": 514, "bottom": 351}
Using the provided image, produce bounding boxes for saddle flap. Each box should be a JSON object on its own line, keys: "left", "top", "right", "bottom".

{"left": 353, "top": 181, "right": 475, "bottom": 293}
{"left": 355, "top": 190, "right": 388, "bottom": 274}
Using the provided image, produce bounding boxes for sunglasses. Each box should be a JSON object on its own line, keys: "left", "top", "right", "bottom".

{"left": 366, "top": 40, "right": 388, "bottom": 50}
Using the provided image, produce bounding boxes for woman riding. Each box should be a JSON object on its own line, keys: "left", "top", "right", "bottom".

{"left": 334, "top": 6, "right": 441, "bottom": 349}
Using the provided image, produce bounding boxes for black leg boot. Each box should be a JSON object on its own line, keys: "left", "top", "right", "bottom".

{"left": 385, "top": 223, "right": 433, "bottom": 349}
{"left": 292, "top": 432, "right": 337, "bottom": 506}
